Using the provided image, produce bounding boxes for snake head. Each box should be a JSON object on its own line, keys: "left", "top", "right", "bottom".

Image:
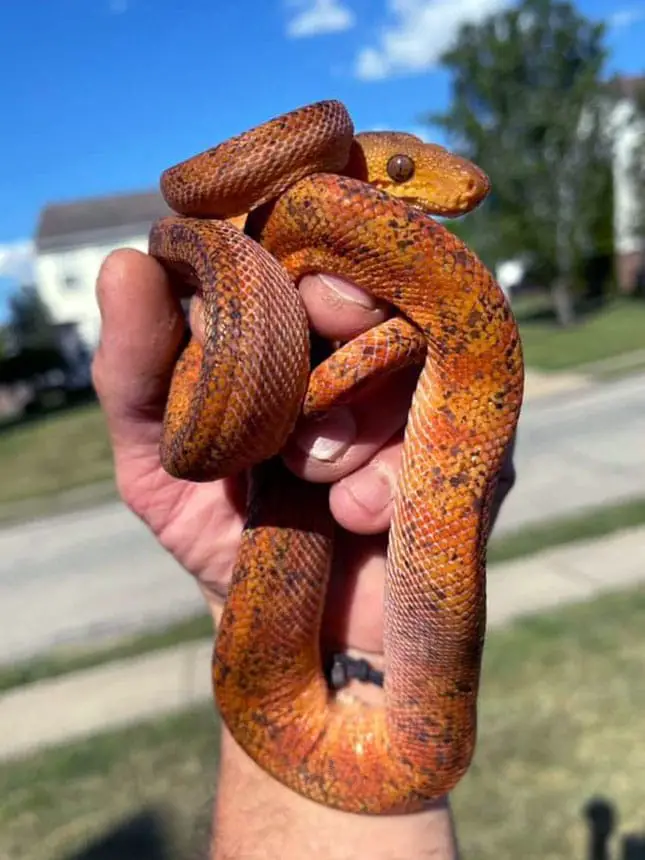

{"left": 349, "top": 132, "right": 491, "bottom": 218}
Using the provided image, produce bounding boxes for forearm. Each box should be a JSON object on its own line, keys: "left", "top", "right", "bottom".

{"left": 211, "top": 727, "right": 460, "bottom": 860}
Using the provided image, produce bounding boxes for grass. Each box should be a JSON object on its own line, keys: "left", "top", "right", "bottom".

{"left": 0, "top": 402, "right": 114, "bottom": 509}
{"left": 0, "top": 707, "right": 220, "bottom": 860}
{"left": 1, "top": 585, "right": 644, "bottom": 860}
{"left": 515, "top": 297, "right": 645, "bottom": 371}
{"left": 452, "top": 585, "right": 645, "bottom": 859}
{"left": 0, "top": 495, "right": 642, "bottom": 697}
{"left": 487, "top": 495, "right": 645, "bottom": 565}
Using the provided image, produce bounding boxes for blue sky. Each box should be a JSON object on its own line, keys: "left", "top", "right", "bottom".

{"left": 0, "top": 0, "right": 643, "bottom": 309}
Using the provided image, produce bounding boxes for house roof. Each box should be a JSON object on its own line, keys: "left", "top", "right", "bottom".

{"left": 607, "top": 74, "right": 645, "bottom": 101}
{"left": 35, "top": 190, "right": 173, "bottom": 250}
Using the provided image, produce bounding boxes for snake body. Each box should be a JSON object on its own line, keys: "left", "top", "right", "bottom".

{"left": 149, "top": 100, "right": 524, "bottom": 815}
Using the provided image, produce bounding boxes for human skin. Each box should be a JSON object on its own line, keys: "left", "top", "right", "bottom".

{"left": 92, "top": 249, "right": 516, "bottom": 860}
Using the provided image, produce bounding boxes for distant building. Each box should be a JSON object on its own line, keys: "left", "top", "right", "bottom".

{"left": 34, "top": 190, "right": 171, "bottom": 349}
{"left": 609, "top": 75, "right": 645, "bottom": 294}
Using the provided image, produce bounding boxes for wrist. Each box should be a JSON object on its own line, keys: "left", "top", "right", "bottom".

{"left": 211, "top": 724, "right": 459, "bottom": 860}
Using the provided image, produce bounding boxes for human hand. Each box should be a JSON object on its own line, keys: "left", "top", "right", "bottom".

{"left": 93, "top": 246, "right": 516, "bottom": 859}
{"left": 92, "top": 247, "right": 423, "bottom": 667}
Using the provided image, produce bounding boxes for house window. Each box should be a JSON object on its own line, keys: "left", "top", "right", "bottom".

{"left": 62, "top": 273, "right": 81, "bottom": 291}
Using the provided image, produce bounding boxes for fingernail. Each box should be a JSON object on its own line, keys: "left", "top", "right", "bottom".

{"left": 339, "top": 461, "right": 395, "bottom": 515}
{"left": 318, "top": 274, "right": 377, "bottom": 310}
{"left": 295, "top": 407, "right": 356, "bottom": 461}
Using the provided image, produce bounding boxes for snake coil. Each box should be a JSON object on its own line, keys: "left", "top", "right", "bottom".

{"left": 149, "top": 99, "right": 524, "bottom": 815}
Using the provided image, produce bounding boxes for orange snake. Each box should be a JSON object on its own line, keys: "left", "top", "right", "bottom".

{"left": 148, "top": 100, "right": 524, "bottom": 814}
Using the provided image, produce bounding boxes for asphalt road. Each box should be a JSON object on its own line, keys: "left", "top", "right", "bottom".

{"left": 1, "top": 372, "right": 643, "bottom": 666}
{"left": 495, "top": 371, "right": 645, "bottom": 532}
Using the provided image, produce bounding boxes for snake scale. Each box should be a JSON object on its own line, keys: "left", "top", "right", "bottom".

{"left": 148, "top": 100, "right": 524, "bottom": 815}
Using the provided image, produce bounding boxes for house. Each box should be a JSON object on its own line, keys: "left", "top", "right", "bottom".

{"left": 609, "top": 76, "right": 645, "bottom": 294}
{"left": 34, "top": 190, "right": 172, "bottom": 349}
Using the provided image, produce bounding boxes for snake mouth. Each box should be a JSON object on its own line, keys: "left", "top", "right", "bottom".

{"left": 397, "top": 192, "right": 484, "bottom": 219}
{"left": 396, "top": 196, "right": 466, "bottom": 219}
{"left": 398, "top": 197, "right": 432, "bottom": 214}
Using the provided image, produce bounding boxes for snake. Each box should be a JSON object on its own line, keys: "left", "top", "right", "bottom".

{"left": 148, "top": 99, "right": 524, "bottom": 815}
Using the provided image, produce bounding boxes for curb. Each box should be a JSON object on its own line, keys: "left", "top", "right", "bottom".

{"left": 522, "top": 368, "right": 592, "bottom": 401}
{"left": 1, "top": 525, "right": 644, "bottom": 763}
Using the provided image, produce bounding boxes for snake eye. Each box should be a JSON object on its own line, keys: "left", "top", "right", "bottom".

{"left": 387, "top": 154, "right": 415, "bottom": 183}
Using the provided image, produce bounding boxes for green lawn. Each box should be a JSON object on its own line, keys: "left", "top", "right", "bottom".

{"left": 516, "top": 298, "right": 645, "bottom": 371}
{"left": 452, "top": 585, "right": 645, "bottom": 859}
{"left": 1, "top": 585, "right": 643, "bottom": 860}
{"left": 0, "top": 708, "right": 219, "bottom": 860}
{"left": 0, "top": 403, "right": 114, "bottom": 510}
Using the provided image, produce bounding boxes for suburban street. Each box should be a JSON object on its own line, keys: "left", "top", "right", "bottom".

{"left": 0, "top": 371, "right": 643, "bottom": 666}
{"left": 495, "top": 370, "right": 645, "bottom": 532}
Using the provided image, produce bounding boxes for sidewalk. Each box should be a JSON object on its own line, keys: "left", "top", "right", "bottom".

{"left": 523, "top": 367, "right": 592, "bottom": 400}
{"left": 1, "top": 524, "right": 644, "bottom": 763}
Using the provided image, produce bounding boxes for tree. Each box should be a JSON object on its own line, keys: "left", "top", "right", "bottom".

{"left": 429, "top": 0, "right": 617, "bottom": 325}
{"left": 8, "top": 284, "right": 57, "bottom": 351}
{"left": 0, "top": 285, "right": 66, "bottom": 388}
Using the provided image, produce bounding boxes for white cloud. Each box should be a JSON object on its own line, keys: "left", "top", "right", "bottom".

{"left": 285, "top": 0, "right": 355, "bottom": 38}
{"left": 356, "top": 48, "right": 389, "bottom": 79}
{"left": 0, "top": 241, "right": 34, "bottom": 285}
{"left": 355, "top": 0, "right": 513, "bottom": 80}
{"left": 608, "top": 6, "right": 645, "bottom": 30}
